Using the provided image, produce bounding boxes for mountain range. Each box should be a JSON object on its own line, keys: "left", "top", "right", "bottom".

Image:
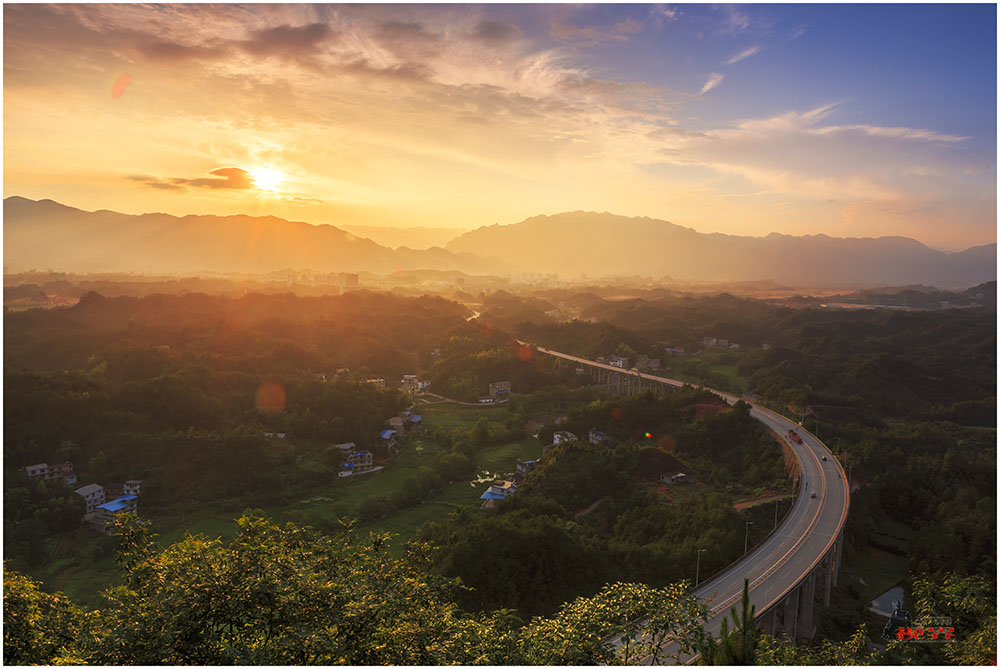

{"left": 2, "top": 197, "right": 510, "bottom": 276}
{"left": 4, "top": 198, "right": 995, "bottom": 289}
{"left": 447, "top": 211, "right": 996, "bottom": 289}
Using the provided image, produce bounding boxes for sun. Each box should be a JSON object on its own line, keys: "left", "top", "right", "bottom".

{"left": 249, "top": 166, "right": 284, "bottom": 192}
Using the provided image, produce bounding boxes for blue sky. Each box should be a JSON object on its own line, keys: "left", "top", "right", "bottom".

{"left": 4, "top": 3, "right": 996, "bottom": 249}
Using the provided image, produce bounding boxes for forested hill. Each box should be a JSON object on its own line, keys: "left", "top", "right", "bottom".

{"left": 4, "top": 290, "right": 469, "bottom": 376}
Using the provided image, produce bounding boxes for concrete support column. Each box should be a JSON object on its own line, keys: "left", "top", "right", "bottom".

{"left": 824, "top": 553, "right": 834, "bottom": 607}
{"left": 797, "top": 572, "right": 816, "bottom": 640}
{"left": 833, "top": 534, "right": 842, "bottom": 588}
{"left": 790, "top": 588, "right": 800, "bottom": 645}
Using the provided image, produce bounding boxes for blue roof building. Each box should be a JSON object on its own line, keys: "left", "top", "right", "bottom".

{"left": 96, "top": 495, "right": 138, "bottom": 513}
{"left": 380, "top": 429, "right": 396, "bottom": 440}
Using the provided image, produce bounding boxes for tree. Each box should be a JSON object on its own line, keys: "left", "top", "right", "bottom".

{"left": 698, "top": 578, "right": 758, "bottom": 665}
{"left": 910, "top": 573, "right": 997, "bottom": 666}
{"left": 3, "top": 565, "right": 84, "bottom": 665}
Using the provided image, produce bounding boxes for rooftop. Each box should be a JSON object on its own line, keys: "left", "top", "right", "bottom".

{"left": 74, "top": 483, "right": 103, "bottom": 495}
{"left": 96, "top": 495, "right": 137, "bottom": 513}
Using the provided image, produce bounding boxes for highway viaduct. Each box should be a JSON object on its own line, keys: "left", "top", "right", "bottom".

{"left": 530, "top": 344, "right": 851, "bottom": 655}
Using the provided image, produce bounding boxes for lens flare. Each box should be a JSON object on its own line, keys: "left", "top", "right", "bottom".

{"left": 611, "top": 407, "right": 623, "bottom": 420}
{"left": 517, "top": 344, "right": 533, "bottom": 361}
{"left": 645, "top": 432, "right": 653, "bottom": 439}
{"left": 255, "top": 382, "right": 286, "bottom": 413}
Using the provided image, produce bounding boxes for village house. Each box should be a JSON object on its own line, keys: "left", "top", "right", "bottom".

{"left": 123, "top": 480, "right": 142, "bottom": 496}
{"left": 660, "top": 472, "right": 690, "bottom": 485}
{"left": 406, "top": 414, "right": 423, "bottom": 432}
{"left": 19, "top": 462, "right": 78, "bottom": 486}
{"left": 400, "top": 375, "right": 420, "bottom": 393}
{"left": 607, "top": 355, "right": 628, "bottom": 368}
{"left": 480, "top": 479, "right": 518, "bottom": 510}
{"left": 379, "top": 429, "right": 399, "bottom": 454}
{"left": 515, "top": 459, "right": 537, "bottom": 478}
{"left": 543, "top": 430, "right": 578, "bottom": 456}
{"left": 588, "top": 428, "right": 611, "bottom": 447}
{"left": 367, "top": 378, "right": 386, "bottom": 388}
{"left": 74, "top": 483, "right": 105, "bottom": 513}
{"left": 88, "top": 495, "right": 138, "bottom": 534}
{"left": 341, "top": 450, "right": 374, "bottom": 475}
{"left": 553, "top": 430, "right": 578, "bottom": 445}
{"left": 488, "top": 381, "right": 511, "bottom": 400}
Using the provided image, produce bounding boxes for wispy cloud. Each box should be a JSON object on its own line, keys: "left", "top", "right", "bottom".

{"left": 699, "top": 73, "right": 724, "bottom": 94}
{"left": 650, "top": 4, "right": 681, "bottom": 28}
{"left": 724, "top": 45, "right": 762, "bottom": 65}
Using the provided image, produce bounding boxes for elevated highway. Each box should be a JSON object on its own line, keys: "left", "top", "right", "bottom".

{"left": 530, "top": 345, "right": 850, "bottom": 658}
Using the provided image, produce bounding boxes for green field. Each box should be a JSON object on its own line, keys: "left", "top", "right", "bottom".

{"left": 35, "top": 402, "right": 540, "bottom": 604}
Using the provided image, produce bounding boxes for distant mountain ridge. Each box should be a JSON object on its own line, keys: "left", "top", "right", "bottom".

{"left": 3, "top": 197, "right": 511, "bottom": 276}
{"left": 4, "top": 199, "right": 994, "bottom": 288}
{"left": 445, "top": 211, "right": 995, "bottom": 288}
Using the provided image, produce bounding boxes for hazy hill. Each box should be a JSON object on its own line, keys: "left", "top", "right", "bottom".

{"left": 339, "top": 224, "right": 469, "bottom": 250}
{"left": 3, "top": 197, "right": 509, "bottom": 276}
{"left": 446, "top": 211, "right": 996, "bottom": 289}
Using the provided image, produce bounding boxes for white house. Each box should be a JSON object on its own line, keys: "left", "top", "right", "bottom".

{"left": 74, "top": 483, "right": 106, "bottom": 513}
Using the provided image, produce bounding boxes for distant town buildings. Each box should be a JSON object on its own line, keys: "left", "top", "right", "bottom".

{"left": 367, "top": 378, "right": 386, "bottom": 388}
{"left": 19, "top": 462, "right": 78, "bottom": 487}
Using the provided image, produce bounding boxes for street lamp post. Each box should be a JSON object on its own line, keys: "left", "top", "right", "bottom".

{"left": 744, "top": 520, "right": 755, "bottom": 555}
{"left": 695, "top": 548, "right": 707, "bottom": 587}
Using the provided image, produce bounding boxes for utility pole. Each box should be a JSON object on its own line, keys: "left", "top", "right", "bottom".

{"left": 744, "top": 520, "right": 755, "bottom": 555}
{"left": 695, "top": 548, "right": 707, "bottom": 587}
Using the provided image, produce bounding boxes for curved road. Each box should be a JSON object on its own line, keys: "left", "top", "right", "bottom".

{"left": 530, "top": 345, "right": 850, "bottom": 662}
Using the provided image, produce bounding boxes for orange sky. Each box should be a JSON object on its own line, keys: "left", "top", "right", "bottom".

{"left": 3, "top": 4, "right": 996, "bottom": 250}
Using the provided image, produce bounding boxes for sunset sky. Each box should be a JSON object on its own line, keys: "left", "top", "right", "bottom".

{"left": 4, "top": 3, "right": 996, "bottom": 250}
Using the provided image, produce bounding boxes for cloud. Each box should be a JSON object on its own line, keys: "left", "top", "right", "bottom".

{"left": 128, "top": 168, "right": 255, "bottom": 191}
{"left": 240, "top": 22, "right": 336, "bottom": 58}
{"left": 699, "top": 73, "right": 724, "bottom": 94}
{"left": 126, "top": 175, "right": 184, "bottom": 191}
{"left": 724, "top": 45, "right": 762, "bottom": 65}
{"left": 649, "top": 5, "right": 681, "bottom": 28}
{"left": 549, "top": 10, "right": 645, "bottom": 46}
{"left": 471, "top": 20, "right": 522, "bottom": 43}
{"left": 648, "top": 104, "right": 992, "bottom": 203}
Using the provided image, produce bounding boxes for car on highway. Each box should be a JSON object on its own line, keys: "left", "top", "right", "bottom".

{"left": 822, "top": 455, "right": 827, "bottom": 461}
{"left": 810, "top": 492, "right": 817, "bottom": 498}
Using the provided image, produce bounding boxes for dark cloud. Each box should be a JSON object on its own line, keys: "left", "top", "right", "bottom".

{"left": 126, "top": 174, "right": 184, "bottom": 191}
{"left": 241, "top": 22, "right": 334, "bottom": 56}
{"left": 375, "top": 20, "right": 438, "bottom": 43}
{"left": 180, "top": 167, "right": 254, "bottom": 189}
{"left": 127, "top": 168, "right": 254, "bottom": 191}
{"left": 471, "top": 20, "right": 522, "bottom": 43}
